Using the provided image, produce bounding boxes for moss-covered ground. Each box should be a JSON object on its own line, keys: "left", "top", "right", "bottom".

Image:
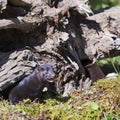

{"left": 0, "top": 77, "right": 120, "bottom": 120}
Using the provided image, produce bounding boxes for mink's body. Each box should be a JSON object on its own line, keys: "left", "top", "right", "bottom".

{"left": 9, "top": 64, "right": 55, "bottom": 104}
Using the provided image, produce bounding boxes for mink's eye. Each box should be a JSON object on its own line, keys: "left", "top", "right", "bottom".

{"left": 41, "top": 67, "right": 45, "bottom": 71}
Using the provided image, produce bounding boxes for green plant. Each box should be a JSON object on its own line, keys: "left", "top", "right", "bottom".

{"left": 89, "top": 0, "right": 120, "bottom": 11}
{"left": 97, "top": 56, "right": 120, "bottom": 74}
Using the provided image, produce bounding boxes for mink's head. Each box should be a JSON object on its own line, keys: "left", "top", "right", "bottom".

{"left": 35, "top": 64, "right": 55, "bottom": 82}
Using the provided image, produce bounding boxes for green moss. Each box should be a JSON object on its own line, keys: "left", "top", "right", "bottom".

{"left": 0, "top": 78, "right": 120, "bottom": 120}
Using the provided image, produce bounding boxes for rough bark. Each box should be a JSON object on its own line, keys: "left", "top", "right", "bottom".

{"left": 0, "top": 0, "right": 120, "bottom": 97}
{"left": 0, "top": 0, "right": 7, "bottom": 12}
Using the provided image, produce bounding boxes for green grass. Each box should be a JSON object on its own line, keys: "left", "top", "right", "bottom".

{"left": 0, "top": 78, "right": 120, "bottom": 120}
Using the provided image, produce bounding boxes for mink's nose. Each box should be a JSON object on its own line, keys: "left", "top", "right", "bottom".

{"left": 50, "top": 71, "right": 55, "bottom": 79}
{"left": 52, "top": 72, "right": 55, "bottom": 78}
{"left": 47, "top": 71, "right": 55, "bottom": 82}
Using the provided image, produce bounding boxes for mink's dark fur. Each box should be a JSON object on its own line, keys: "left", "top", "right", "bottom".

{"left": 9, "top": 64, "right": 55, "bottom": 104}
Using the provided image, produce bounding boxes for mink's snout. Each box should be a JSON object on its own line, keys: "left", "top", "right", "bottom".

{"left": 47, "top": 69, "right": 55, "bottom": 79}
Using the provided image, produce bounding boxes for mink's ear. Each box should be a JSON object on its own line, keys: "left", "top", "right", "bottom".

{"left": 35, "top": 66, "right": 42, "bottom": 73}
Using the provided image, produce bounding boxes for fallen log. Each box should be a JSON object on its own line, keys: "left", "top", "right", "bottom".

{"left": 0, "top": 0, "right": 120, "bottom": 99}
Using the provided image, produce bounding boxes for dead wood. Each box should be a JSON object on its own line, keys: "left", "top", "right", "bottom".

{"left": 0, "top": 0, "right": 120, "bottom": 98}
{"left": 0, "top": 0, "right": 7, "bottom": 12}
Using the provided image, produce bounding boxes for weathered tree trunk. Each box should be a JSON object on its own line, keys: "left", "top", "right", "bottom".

{"left": 0, "top": 0, "right": 120, "bottom": 97}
